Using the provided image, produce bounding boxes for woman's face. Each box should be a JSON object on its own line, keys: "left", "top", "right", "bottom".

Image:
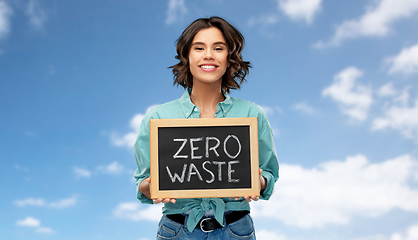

{"left": 188, "top": 27, "right": 229, "bottom": 86}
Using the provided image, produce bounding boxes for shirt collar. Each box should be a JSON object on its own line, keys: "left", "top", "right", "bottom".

{"left": 180, "top": 88, "right": 233, "bottom": 118}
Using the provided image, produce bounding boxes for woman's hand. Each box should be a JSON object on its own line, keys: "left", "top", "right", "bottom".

{"left": 139, "top": 177, "right": 176, "bottom": 204}
{"left": 235, "top": 169, "right": 266, "bottom": 202}
{"left": 153, "top": 198, "right": 176, "bottom": 204}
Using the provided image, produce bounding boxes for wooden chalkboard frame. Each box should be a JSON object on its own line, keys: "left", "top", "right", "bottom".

{"left": 149, "top": 117, "right": 259, "bottom": 199}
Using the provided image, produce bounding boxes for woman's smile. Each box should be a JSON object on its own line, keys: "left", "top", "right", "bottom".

{"left": 199, "top": 64, "right": 218, "bottom": 71}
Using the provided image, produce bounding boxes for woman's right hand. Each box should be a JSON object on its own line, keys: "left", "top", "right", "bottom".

{"left": 139, "top": 178, "right": 176, "bottom": 204}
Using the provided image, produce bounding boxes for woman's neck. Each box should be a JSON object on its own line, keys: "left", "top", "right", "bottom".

{"left": 190, "top": 82, "right": 225, "bottom": 118}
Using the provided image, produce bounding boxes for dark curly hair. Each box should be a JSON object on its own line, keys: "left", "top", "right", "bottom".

{"left": 170, "top": 16, "right": 251, "bottom": 93}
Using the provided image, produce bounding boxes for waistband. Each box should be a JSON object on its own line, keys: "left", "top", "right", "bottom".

{"left": 166, "top": 210, "right": 250, "bottom": 233}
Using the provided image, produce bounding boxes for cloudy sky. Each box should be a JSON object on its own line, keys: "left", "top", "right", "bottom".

{"left": 1, "top": 0, "right": 418, "bottom": 239}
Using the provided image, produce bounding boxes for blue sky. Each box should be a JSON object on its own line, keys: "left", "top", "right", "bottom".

{"left": 1, "top": 0, "right": 418, "bottom": 239}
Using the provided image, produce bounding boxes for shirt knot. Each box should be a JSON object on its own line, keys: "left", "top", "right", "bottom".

{"left": 200, "top": 199, "right": 211, "bottom": 211}
{"left": 186, "top": 198, "right": 226, "bottom": 232}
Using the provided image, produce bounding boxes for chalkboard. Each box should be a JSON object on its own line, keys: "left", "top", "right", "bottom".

{"left": 149, "top": 117, "right": 259, "bottom": 199}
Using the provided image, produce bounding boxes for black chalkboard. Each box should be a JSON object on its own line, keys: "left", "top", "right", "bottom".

{"left": 149, "top": 118, "right": 259, "bottom": 199}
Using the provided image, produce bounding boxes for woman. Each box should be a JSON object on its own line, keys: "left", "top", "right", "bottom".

{"left": 134, "top": 16, "right": 279, "bottom": 239}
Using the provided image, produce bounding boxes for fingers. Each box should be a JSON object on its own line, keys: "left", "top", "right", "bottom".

{"left": 152, "top": 198, "right": 168, "bottom": 204}
{"left": 162, "top": 198, "right": 176, "bottom": 204}
{"left": 243, "top": 196, "right": 259, "bottom": 202}
{"left": 152, "top": 198, "right": 176, "bottom": 204}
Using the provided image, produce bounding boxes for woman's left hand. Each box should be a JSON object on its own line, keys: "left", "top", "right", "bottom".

{"left": 236, "top": 169, "right": 266, "bottom": 202}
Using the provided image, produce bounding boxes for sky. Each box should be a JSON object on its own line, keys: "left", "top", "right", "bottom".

{"left": 1, "top": 0, "right": 418, "bottom": 239}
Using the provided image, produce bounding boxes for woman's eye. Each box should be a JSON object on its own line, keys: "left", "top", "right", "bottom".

{"left": 195, "top": 47, "right": 204, "bottom": 51}
{"left": 215, "top": 47, "right": 223, "bottom": 51}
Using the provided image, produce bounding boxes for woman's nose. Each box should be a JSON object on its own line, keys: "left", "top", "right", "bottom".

{"left": 203, "top": 50, "right": 214, "bottom": 60}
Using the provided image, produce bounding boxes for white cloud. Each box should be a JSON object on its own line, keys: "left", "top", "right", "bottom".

{"left": 260, "top": 105, "right": 274, "bottom": 115}
{"left": 251, "top": 154, "right": 418, "bottom": 228}
{"left": 73, "top": 162, "right": 128, "bottom": 179}
{"left": 315, "top": 0, "right": 418, "bottom": 48}
{"left": 73, "top": 167, "right": 92, "bottom": 178}
{"left": 0, "top": 0, "right": 12, "bottom": 39}
{"left": 113, "top": 202, "right": 162, "bottom": 221}
{"left": 25, "top": 0, "right": 47, "bottom": 29}
{"left": 247, "top": 14, "right": 279, "bottom": 27}
{"left": 393, "top": 87, "right": 411, "bottom": 106}
{"left": 24, "top": 130, "right": 37, "bottom": 137}
{"left": 165, "top": 0, "right": 187, "bottom": 25}
{"left": 322, "top": 67, "right": 373, "bottom": 121}
{"left": 372, "top": 93, "right": 418, "bottom": 140}
{"left": 111, "top": 113, "right": 145, "bottom": 148}
{"left": 16, "top": 217, "right": 54, "bottom": 234}
{"left": 14, "top": 164, "right": 29, "bottom": 171}
{"left": 278, "top": 0, "right": 322, "bottom": 24}
{"left": 48, "top": 196, "right": 77, "bottom": 209}
{"left": 111, "top": 131, "right": 139, "bottom": 149}
{"left": 15, "top": 198, "right": 45, "bottom": 207}
{"left": 96, "top": 161, "right": 125, "bottom": 175}
{"left": 47, "top": 63, "right": 55, "bottom": 75}
{"left": 36, "top": 227, "right": 54, "bottom": 234}
{"left": 386, "top": 43, "right": 418, "bottom": 75}
{"left": 378, "top": 82, "right": 397, "bottom": 97}
{"left": 111, "top": 106, "right": 157, "bottom": 148}
{"left": 15, "top": 196, "right": 77, "bottom": 209}
{"left": 260, "top": 105, "right": 283, "bottom": 115}
{"left": 256, "top": 229, "right": 288, "bottom": 240}
{"left": 292, "top": 101, "right": 315, "bottom": 114}
{"left": 16, "top": 217, "right": 40, "bottom": 227}
{"left": 352, "top": 223, "right": 418, "bottom": 240}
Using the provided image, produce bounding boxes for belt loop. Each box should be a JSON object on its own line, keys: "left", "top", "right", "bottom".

{"left": 183, "top": 213, "right": 189, "bottom": 226}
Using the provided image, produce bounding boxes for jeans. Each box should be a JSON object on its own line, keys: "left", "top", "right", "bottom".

{"left": 156, "top": 213, "right": 256, "bottom": 240}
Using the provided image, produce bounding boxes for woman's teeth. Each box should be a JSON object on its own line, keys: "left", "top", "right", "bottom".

{"left": 200, "top": 65, "right": 216, "bottom": 69}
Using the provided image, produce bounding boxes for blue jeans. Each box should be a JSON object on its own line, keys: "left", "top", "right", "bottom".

{"left": 156, "top": 213, "right": 256, "bottom": 240}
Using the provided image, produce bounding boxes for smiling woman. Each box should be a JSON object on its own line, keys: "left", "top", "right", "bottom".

{"left": 133, "top": 16, "right": 279, "bottom": 239}
{"left": 188, "top": 27, "right": 229, "bottom": 86}
{"left": 170, "top": 16, "right": 251, "bottom": 93}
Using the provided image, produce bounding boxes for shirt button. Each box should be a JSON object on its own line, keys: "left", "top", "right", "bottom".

{"left": 194, "top": 108, "right": 198, "bottom": 112}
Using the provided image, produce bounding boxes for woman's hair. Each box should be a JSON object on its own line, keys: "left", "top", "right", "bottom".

{"left": 170, "top": 16, "right": 251, "bottom": 93}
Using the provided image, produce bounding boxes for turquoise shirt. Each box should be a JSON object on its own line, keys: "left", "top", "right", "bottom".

{"left": 133, "top": 89, "right": 279, "bottom": 232}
